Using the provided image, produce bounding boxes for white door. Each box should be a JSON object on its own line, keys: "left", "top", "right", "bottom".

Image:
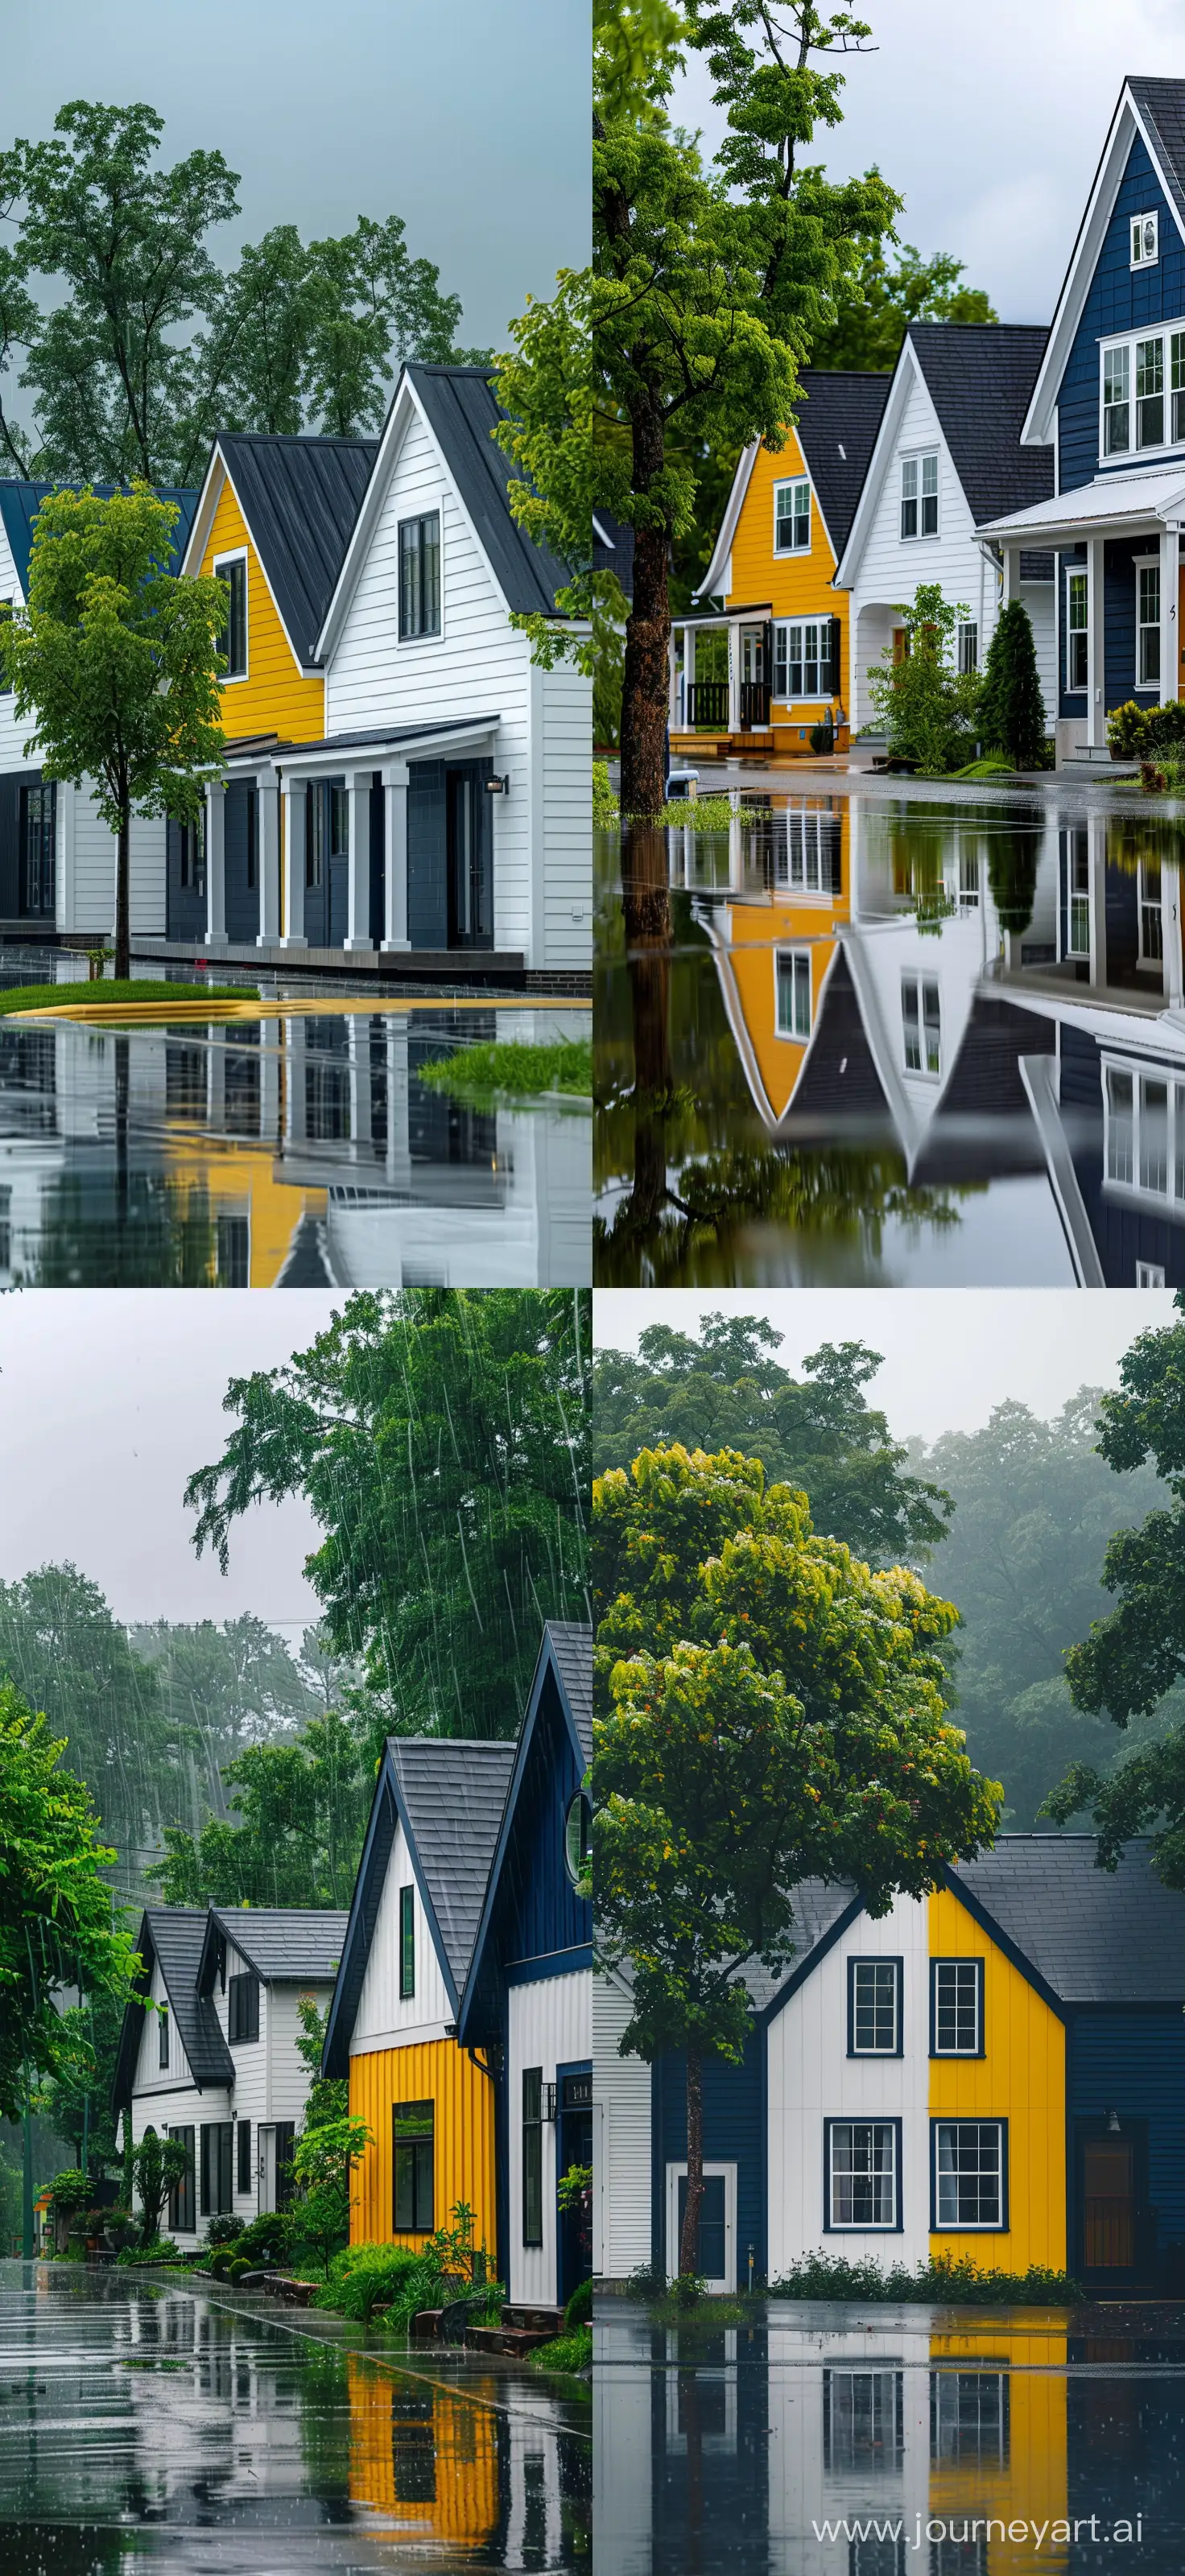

{"left": 665, "top": 2161, "right": 737, "bottom": 2293}
{"left": 258, "top": 2125, "right": 276, "bottom": 2213}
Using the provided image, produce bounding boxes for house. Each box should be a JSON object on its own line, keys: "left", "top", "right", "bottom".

{"left": 320, "top": 1734, "right": 516, "bottom": 2262}
{"left": 834, "top": 325, "right": 1056, "bottom": 738}
{"left": 669, "top": 370, "right": 890, "bottom": 764}
{"left": 0, "top": 481, "right": 198, "bottom": 942}
{"left": 976, "top": 78, "right": 1185, "bottom": 763}
{"left": 594, "top": 1837, "right": 1185, "bottom": 2294}
{"left": 111, "top": 1905, "right": 347, "bottom": 2243}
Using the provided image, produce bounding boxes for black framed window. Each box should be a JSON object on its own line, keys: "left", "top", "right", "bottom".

{"left": 246, "top": 787, "right": 257, "bottom": 890}
{"left": 275, "top": 2119, "right": 296, "bottom": 2210}
{"left": 168, "top": 2124, "right": 195, "bottom": 2234}
{"left": 822, "top": 2367, "right": 904, "bottom": 2473}
{"left": 930, "top": 2367, "right": 1010, "bottom": 2466}
{"left": 237, "top": 2118, "right": 252, "bottom": 2195}
{"left": 398, "top": 1885, "right": 415, "bottom": 1998}
{"left": 824, "top": 2119, "right": 902, "bottom": 2231}
{"left": 522, "top": 2068, "right": 543, "bottom": 2246}
{"left": 393, "top": 2099, "right": 434, "bottom": 2232}
{"left": 228, "top": 1971, "right": 260, "bottom": 2043}
{"left": 159, "top": 2004, "right": 169, "bottom": 2069}
{"left": 847, "top": 1958, "right": 902, "bottom": 2057}
{"left": 931, "top": 2120, "right": 1007, "bottom": 2231}
{"left": 216, "top": 556, "right": 247, "bottom": 677}
{"left": 930, "top": 1959, "right": 985, "bottom": 2056}
{"left": 200, "top": 2121, "right": 233, "bottom": 2217}
{"left": 180, "top": 809, "right": 205, "bottom": 894}
{"left": 564, "top": 1793, "right": 591, "bottom": 1885}
{"left": 398, "top": 513, "right": 441, "bottom": 638}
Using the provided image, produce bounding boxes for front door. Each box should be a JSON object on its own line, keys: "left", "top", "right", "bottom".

{"left": 665, "top": 2161, "right": 737, "bottom": 2293}
{"left": 555, "top": 2068, "right": 592, "bottom": 2306}
{"left": 258, "top": 2124, "right": 276, "bottom": 2213}
{"left": 1082, "top": 2136, "right": 1134, "bottom": 2272}
{"left": 446, "top": 766, "right": 493, "bottom": 949}
{"left": 20, "top": 780, "right": 55, "bottom": 919}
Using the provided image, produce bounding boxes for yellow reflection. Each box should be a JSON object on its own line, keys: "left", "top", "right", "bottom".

{"left": 712, "top": 802, "right": 851, "bottom": 1123}
{"left": 346, "top": 2352, "right": 498, "bottom": 2548}
{"left": 928, "top": 2326, "right": 1068, "bottom": 2576}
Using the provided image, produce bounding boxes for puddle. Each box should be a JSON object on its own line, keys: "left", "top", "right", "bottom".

{"left": 594, "top": 786, "right": 1185, "bottom": 1286}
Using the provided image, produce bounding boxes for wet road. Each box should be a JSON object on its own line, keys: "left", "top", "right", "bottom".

{"left": 0, "top": 2262, "right": 590, "bottom": 2575}
{"left": 595, "top": 2297, "right": 1185, "bottom": 2574}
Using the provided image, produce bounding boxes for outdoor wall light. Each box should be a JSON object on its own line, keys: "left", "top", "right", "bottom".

{"left": 485, "top": 774, "right": 510, "bottom": 795}
{"left": 1106, "top": 2108, "right": 1122, "bottom": 2134}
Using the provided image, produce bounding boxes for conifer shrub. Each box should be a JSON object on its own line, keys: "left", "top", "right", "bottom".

{"left": 978, "top": 600, "right": 1047, "bottom": 767}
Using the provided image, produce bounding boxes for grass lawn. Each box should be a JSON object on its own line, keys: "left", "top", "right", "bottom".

{"left": 0, "top": 979, "right": 258, "bottom": 1014}
{"left": 419, "top": 1038, "right": 592, "bottom": 1103}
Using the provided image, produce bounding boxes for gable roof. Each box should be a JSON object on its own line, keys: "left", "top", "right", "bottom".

{"left": 792, "top": 371, "right": 894, "bottom": 559}
{"left": 200, "top": 1906, "right": 349, "bottom": 1989}
{"left": 0, "top": 481, "right": 198, "bottom": 599}
{"left": 545, "top": 1618, "right": 592, "bottom": 1764}
{"left": 185, "top": 432, "right": 377, "bottom": 669}
{"left": 906, "top": 325, "right": 1053, "bottom": 526}
{"left": 111, "top": 1909, "right": 234, "bottom": 2111}
{"left": 456, "top": 1620, "right": 593, "bottom": 2043}
{"left": 953, "top": 1835, "right": 1185, "bottom": 2004}
{"left": 1022, "top": 80, "right": 1185, "bottom": 446}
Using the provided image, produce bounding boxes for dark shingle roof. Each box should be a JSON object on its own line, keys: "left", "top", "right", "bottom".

{"left": 746, "top": 1880, "right": 860, "bottom": 2013}
{"left": 132, "top": 1908, "right": 235, "bottom": 2094}
{"left": 215, "top": 433, "right": 376, "bottom": 666}
{"left": 793, "top": 371, "right": 893, "bottom": 558}
{"left": 0, "top": 481, "right": 198, "bottom": 597}
{"left": 953, "top": 1836, "right": 1185, "bottom": 2004}
{"left": 906, "top": 325, "right": 1054, "bottom": 528}
{"left": 407, "top": 364, "right": 572, "bottom": 618}
{"left": 390, "top": 1737, "right": 517, "bottom": 1991}
{"left": 593, "top": 509, "right": 634, "bottom": 596}
{"left": 1127, "top": 79, "right": 1185, "bottom": 238}
{"left": 546, "top": 1619, "right": 592, "bottom": 1763}
{"left": 209, "top": 1908, "right": 349, "bottom": 1982}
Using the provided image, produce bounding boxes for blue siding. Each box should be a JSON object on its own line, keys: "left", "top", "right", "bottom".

{"left": 1058, "top": 133, "right": 1185, "bottom": 492}
{"left": 1067, "top": 2008, "right": 1185, "bottom": 2265}
{"left": 408, "top": 759, "right": 447, "bottom": 948}
{"left": 462, "top": 1664, "right": 592, "bottom": 2047}
{"left": 1059, "top": 1022, "right": 1185, "bottom": 1288}
{"left": 651, "top": 2034, "right": 766, "bottom": 2283}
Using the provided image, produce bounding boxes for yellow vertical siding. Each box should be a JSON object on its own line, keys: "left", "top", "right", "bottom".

{"left": 345, "top": 2352, "right": 498, "bottom": 2545}
{"left": 929, "top": 2327, "right": 1070, "bottom": 2576}
{"left": 725, "top": 427, "right": 849, "bottom": 730}
{"left": 720, "top": 805, "right": 852, "bottom": 1118}
{"left": 349, "top": 2040, "right": 497, "bottom": 2260}
{"left": 928, "top": 1888, "right": 1066, "bottom": 2273}
{"left": 200, "top": 473, "right": 326, "bottom": 744}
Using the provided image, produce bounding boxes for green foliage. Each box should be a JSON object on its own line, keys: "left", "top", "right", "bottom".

{"left": 226, "top": 2209, "right": 291, "bottom": 2268}
{"left": 493, "top": 269, "right": 593, "bottom": 671}
{"left": 531, "top": 2324, "right": 592, "bottom": 2373}
{"left": 593, "top": 762, "right": 620, "bottom": 827}
{"left": 419, "top": 1041, "right": 592, "bottom": 1103}
{"left": 46, "top": 2167, "right": 93, "bottom": 2212}
{"left": 564, "top": 2275, "right": 594, "bottom": 2330}
{"left": 1108, "top": 701, "right": 1152, "bottom": 758}
{"left": 865, "top": 584, "right": 979, "bottom": 774}
{"left": 766, "top": 2252, "right": 1086, "bottom": 2305}
{"left": 593, "top": 0, "right": 687, "bottom": 123}
{"left": 592, "top": 573, "right": 628, "bottom": 746}
{"left": 978, "top": 600, "right": 1047, "bottom": 768}
{"left": 148, "top": 1703, "right": 374, "bottom": 1909}
{"left": 203, "top": 2214, "right": 242, "bottom": 2248}
{"left": 593, "top": 1316, "right": 952, "bottom": 1567}
{"left": 808, "top": 239, "right": 997, "bottom": 372}
{"left": 0, "top": 981, "right": 253, "bottom": 1016}
{"left": 130, "top": 2128, "right": 190, "bottom": 2246}
{"left": 290, "top": 2114, "right": 374, "bottom": 2276}
{"left": 0, "top": 1564, "right": 189, "bottom": 1882}
{"left": 184, "top": 1290, "right": 591, "bottom": 1740}
{"left": 316, "top": 2240, "right": 423, "bottom": 2322}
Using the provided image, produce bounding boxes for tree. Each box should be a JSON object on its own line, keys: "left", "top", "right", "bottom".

{"left": 594, "top": 1443, "right": 1001, "bottom": 2272}
{"left": 129, "top": 2125, "right": 190, "bottom": 2246}
{"left": 865, "top": 581, "right": 978, "bottom": 774}
{"left": 299, "top": 216, "right": 467, "bottom": 437}
{"left": 131, "top": 1615, "right": 323, "bottom": 1810}
{"left": 0, "top": 1681, "right": 140, "bottom": 2124}
{"left": 184, "top": 1289, "right": 591, "bottom": 1738}
{"left": 291, "top": 2113, "right": 374, "bottom": 2275}
{"left": 0, "top": 1564, "right": 183, "bottom": 1884}
{"left": 148, "top": 1705, "right": 374, "bottom": 1910}
{"left": 593, "top": 1314, "right": 952, "bottom": 1563}
{"left": 808, "top": 239, "right": 997, "bottom": 372}
{"left": 492, "top": 270, "right": 595, "bottom": 675}
{"left": 978, "top": 599, "right": 1047, "bottom": 768}
{"left": 0, "top": 484, "right": 225, "bottom": 979}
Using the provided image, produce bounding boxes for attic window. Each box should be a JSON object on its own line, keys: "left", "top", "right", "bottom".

{"left": 1131, "top": 212, "right": 1158, "bottom": 268}
{"left": 228, "top": 1971, "right": 259, "bottom": 2044}
{"left": 774, "top": 477, "right": 811, "bottom": 553}
{"left": 159, "top": 2004, "right": 169, "bottom": 2070}
{"left": 564, "top": 1792, "right": 592, "bottom": 1885}
{"left": 214, "top": 554, "right": 247, "bottom": 679}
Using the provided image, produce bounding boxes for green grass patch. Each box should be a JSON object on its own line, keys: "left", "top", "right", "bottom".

{"left": 0, "top": 979, "right": 257, "bottom": 1014}
{"left": 947, "top": 755, "right": 1018, "bottom": 780}
{"left": 531, "top": 2323, "right": 592, "bottom": 2375}
{"left": 419, "top": 1038, "right": 591, "bottom": 1103}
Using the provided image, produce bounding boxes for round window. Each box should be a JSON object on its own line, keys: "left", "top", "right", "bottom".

{"left": 564, "top": 1791, "right": 592, "bottom": 1885}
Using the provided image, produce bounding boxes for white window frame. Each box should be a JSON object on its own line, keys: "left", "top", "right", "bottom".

{"left": 900, "top": 450, "right": 939, "bottom": 542}
{"left": 824, "top": 2120, "right": 901, "bottom": 2232}
{"left": 1065, "top": 825, "right": 1091, "bottom": 959}
{"left": 774, "top": 476, "right": 811, "bottom": 555}
{"left": 778, "top": 806, "right": 842, "bottom": 898}
{"left": 664, "top": 2161, "right": 737, "bottom": 2292}
{"left": 213, "top": 548, "right": 249, "bottom": 683}
{"left": 395, "top": 497, "right": 447, "bottom": 649}
{"left": 772, "top": 617, "right": 832, "bottom": 704}
{"left": 1101, "top": 1053, "right": 1185, "bottom": 1209}
{"left": 956, "top": 620, "right": 978, "bottom": 675}
{"left": 1066, "top": 568, "right": 1088, "bottom": 692}
{"left": 1135, "top": 554, "right": 1162, "bottom": 688}
{"left": 1137, "top": 1261, "right": 1167, "bottom": 1287}
{"left": 664, "top": 2329, "right": 738, "bottom": 2454}
{"left": 1098, "top": 320, "right": 1185, "bottom": 462}
{"left": 901, "top": 972, "right": 941, "bottom": 1077}
{"left": 932, "top": 2119, "right": 1006, "bottom": 2232}
{"left": 1138, "top": 858, "right": 1164, "bottom": 969}
{"left": 774, "top": 947, "right": 812, "bottom": 1041}
{"left": 1131, "top": 210, "right": 1159, "bottom": 269}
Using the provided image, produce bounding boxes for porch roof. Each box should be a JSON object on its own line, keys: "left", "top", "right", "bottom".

{"left": 221, "top": 716, "right": 499, "bottom": 771}
{"left": 980, "top": 464, "right": 1185, "bottom": 544}
{"left": 675, "top": 601, "right": 773, "bottom": 628}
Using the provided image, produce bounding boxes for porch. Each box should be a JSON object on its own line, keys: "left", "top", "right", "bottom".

{"left": 667, "top": 606, "right": 849, "bottom": 764}
{"left": 980, "top": 468, "right": 1185, "bottom": 762}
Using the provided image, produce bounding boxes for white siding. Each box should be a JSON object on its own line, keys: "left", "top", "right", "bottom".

{"left": 1022, "top": 578, "right": 1058, "bottom": 733}
{"left": 506, "top": 1968, "right": 591, "bottom": 2306}
{"left": 592, "top": 1965, "right": 651, "bottom": 2281}
{"left": 765, "top": 2315, "right": 932, "bottom": 2574}
{"left": 540, "top": 663, "right": 592, "bottom": 970}
{"left": 324, "top": 1099, "right": 591, "bottom": 1290}
{"left": 64, "top": 785, "right": 167, "bottom": 937}
{"left": 350, "top": 1814, "right": 452, "bottom": 2050}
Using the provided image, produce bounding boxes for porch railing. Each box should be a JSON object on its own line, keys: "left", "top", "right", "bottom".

{"left": 686, "top": 679, "right": 729, "bottom": 728}
{"left": 739, "top": 680, "right": 771, "bottom": 729}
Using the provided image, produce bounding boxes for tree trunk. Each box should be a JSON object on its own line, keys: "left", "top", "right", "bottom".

{"left": 619, "top": 399, "right": 671, "bottom": 820}
{"left": 679, "top": 2045, "right": 704, "bottom": 2277}
{"left": 114, "top": 798, "right": 131, "bottom": 983}
{"left": 618, "top": 820, "right": 673, "bottom": 1241}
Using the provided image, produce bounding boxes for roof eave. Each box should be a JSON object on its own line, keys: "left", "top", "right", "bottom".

{"left": 696, "top": 443, "right": 759, "bottom": 598}
{"left": 456, "top": 1629, "right": 585, "bottom": 2046}
{"left": 833, "top": 340, "right": 927, "bottom": 588}
{"left": 1022, "top": 83, "right": 1185, "bottom": 445}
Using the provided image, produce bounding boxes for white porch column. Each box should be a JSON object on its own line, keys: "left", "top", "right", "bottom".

{"left": 386, "top": 1021, "right": 411, "bottom": 1190}
{"left": 280, "top": 777, "right": 307, "bottom": 948}
{"left": 1087, "top": 536, "right": 1106, "bottom": 749}
{"left": 284, "top": 1013, "right": 307, "bottom": 1144}
{"left": 727, "top": 623, "right": 740, "bottom": 732}
{"left": 1002, "top": 546, "right": 1021, "bottom": 605}
{"left": 257, "top": 778, "right": 279, "bottom": 945}
{"left": 1161, "top": 524, "right": 1179, "bottom": 703}
{"left": 258, "top": 1030, "right": 279, "bottom": 1141}
{"left": 204, "top": 783, "right": 227, "bottom": 947}
{"left": 348, "top": 1014, "right": 373, "bottom": 1159}
{"left": 1162, "top": 858, "right": 1184, "bottom": 1010}
{"left": 345, "top": 769, "right": 374, "bottom": 951}
{"left": 1088, "top": 811, "right": 1108, "bottom": 989}
{"left": 667, "top": 630, "right": 679, "bottom": 731}
{"left": 685, "top": 622, "right": 696, "bottom": 718}
{"left": 382, "top": 759, "right": 411, "bottom": 952}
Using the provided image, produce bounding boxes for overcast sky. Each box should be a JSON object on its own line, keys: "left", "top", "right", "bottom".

{"left": 594, "top": 1290, "right": 1175, "bottom": 1448}
{"left": 2, "top": 0, "right": 588, "bottom": 352}
{"left": 670, "top": 0, "right": 1177, "bottom": 324}
{"left": 0, "top": 1293, "right": 338, "bottom": 1628}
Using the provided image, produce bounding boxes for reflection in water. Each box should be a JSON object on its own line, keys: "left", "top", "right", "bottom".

{"left": 595, "top": 792, "right": 1185, "bottom": 1286}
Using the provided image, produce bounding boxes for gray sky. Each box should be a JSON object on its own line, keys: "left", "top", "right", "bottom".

{"left": 671, "top": 0, "right": 1174, "bottom": 324}
{"left": 593, "top": 1290, "right": 1176, "bottom": 1448}
{"left": 2, "top": 0, "right": 588, "bottom": 351}
{"left": 0, "top": 1291, "right": 339, "bottom": 1626}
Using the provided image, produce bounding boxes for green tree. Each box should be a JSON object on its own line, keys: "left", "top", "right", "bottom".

{"left": 593, "top": 1314, "right": 952, "bottom": 1562}
{"left": 299, "top": 215, "right": 467, "bottom": 436}
{"left": 978, "top": 599, "right": 1047, "bottom": 768}
{"left": 0, "top": 1564, "right": 184, "bottom": 1889}
{"left": 808, "top": 240, "right": 997, "bottom": 371}
{"left": 184, "top": 1289, "right": 591, "bottom": 1737}
{"left": 492, "top": 269, "right": 596, "bottom": 675}
{"left": 0, "top": 484, "right": 225, "bottom": 979}
{"left": 131, "top": 1615, "right": 322, "bottom": 1810}
{"left": 594, "top": 1443, "right": 1001, "bottom": 2270}
{"left": 291, "top": 2112, "right": 374, "bottom": 2275}
{"left": 129, "top": 2124, "right": 189, "bottom": 2246}
{"left": 866, "top": 581, "right": 978, "bottom": 774}
{"left": 147, "top": 1706, "right": 374, "bottom": 1911}
{"left": 38, "top": 1983, "right": 127, "bottom": 2175}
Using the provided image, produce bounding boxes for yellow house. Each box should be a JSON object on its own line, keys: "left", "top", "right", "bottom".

{"left": 927, "top": 1880, "right": 1066, "bottom": 2275}
{"left": 692, "top": 796, "right": 852, "bottom": 1123}
{"left": 320, "top": 1736, "right": 516, "bottom": 2264}
{"left": 669, "top": 370, "right": 890, "bottom": 762}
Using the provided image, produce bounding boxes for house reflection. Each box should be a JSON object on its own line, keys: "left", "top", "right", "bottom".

{"left": 344, "top": 2351, "right": 588, "bottom": 2565}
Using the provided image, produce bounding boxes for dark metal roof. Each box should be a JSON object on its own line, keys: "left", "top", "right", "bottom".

{"left": 214, "top": 432, "right": 376, "bottom": 666}
{"left": 407, "top": 364, "right": 572, "bottom": 617}
{"left": 545, "top": 1619, "right": 592, "bottom": 1765}
{"left": 388, "top": 1738, "right": 517, "bottom": 1993}
{"left": 953, "top": 1836, "right": 1185, "bottom": 2004}
{"left": 792, "top": 371, "right": 893, "bottom": 557}
{"left": 1128, "top": 78, "right": 1185, "bottom": 238}
{"left": 906, "top": 325, "right": 1055, "bottom": 528}
{"left": 111, "top": 1909, "right": 234, "bottom": 2110}
{"left": 593, "top": 508, "right": 634, "bottom": 597}
{"left": 244, "top": 717, "right": 494, "bottom": 765}
{"left": 206, "top": 1907, "right": 349, "bottom": 1984}
{"left": 0, "top": 481, "right": 198, "bottom": 597}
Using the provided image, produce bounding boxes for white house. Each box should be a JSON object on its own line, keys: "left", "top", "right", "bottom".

{"left": 834, "top": 326, "right": 1056, "bottom": 737}
{"left": 113, "top": 1905, "right": 347, "bottom": 2243}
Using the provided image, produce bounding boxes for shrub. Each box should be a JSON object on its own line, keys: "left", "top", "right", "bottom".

{"left": 564, "top": 2277, "right": 593, "bottom": 2330}
{"left": 865, "top": 584, "right": 979, "bottom": 776}
{"left": 204, "top": 2215, "right": 242, "bottom": 2248}
{"left": 117, "top": 2236, "right": 180, "bottom": 2266}
{"left": 766, "top": 2252, "right": 1085, "bottom": 2305}
{"left": 226, "top": 2259, "right": 251, "bottom": 2283}
{"left": 230, "top": 2211, "right": 291, "bottom": 2268}
{"left": 1144, "top": 698, "right": 1185, "bottom": 750}
{"left": 317, "top": 2241, "right": 423, "bottom": 2323}
{"left": 978, "top": 599, "right": 1047, "bottom": 766}
{"left": 1108, "top": 700, "right": 1150, "bottom": 758}
{"left": 531, "top": 2324, "right": 592, "bottom": 2375}
{"left": 593, "top": 760, "right": 619, "bottom": 827}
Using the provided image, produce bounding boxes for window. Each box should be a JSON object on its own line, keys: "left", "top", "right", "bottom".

{"left": 237, "top": 2119, "right": 252, "bottom": 2195}
{"left": 902, "top": 976, "right": 940, "bottom": 1075}
{"left": 393, "top": 2099, "right": 435, "bottom": 2232}
{"left": 1067, "top": 827, "right": 1091, "bottom": 957}
{"left": 932, "top": 2120, "right": 1006, "bottom": 2230}
{"left": 1067, "top": 571, "right": 1088, "bottom": 691}
{"left": 1138, "top": 563, "right": 1161, "bottom": 685}
{"left": 21, "top": 782, "right": 56, "bottom": 918}
{"left": 931, "top": 1958, "right": 984, "bottom": 2056}
{"left": 1101, "top": 321, "right": 1185, "bottom": 455}
{"left": 398, "top": 512, "right": 441, "bottom": 638}
{"left": 200, "top": 2121, "right": 234, "bottom": 2217}
{"left": 273, "top": 2119, "right": 296, "bottom": 2210}
{"left": 228, "top": 1972, "right": 259, "bottom": 2044}
{"left": 825, "top": 2120, "right": 900, "bottom": 2230}
{"left": 1103, "top": 343, "right": 1130, "bottom": 454}
{"left": 215, "top": 555, "right": 247, "bottom": 679}
{"left": 1138, "top": 1261, "right": 1167, "bottom": 1287}
{"left": 775, "top": 949, "right": 811, "bottom": 1040}
{"left": 1136, "top": 336, "right": 1165, "bottom": 448}
{"left": 398, "top": 1885, "right": 415, "bottom": 1999}
{"left": 246, "top": 787, "right": 256, "bottom": 891}
{"left": 931, "top": 2370, "right": 1010, "bottom": 2467}
{"left": 1139, "top": 861, "right": 1163, "bottom": 965}
{"left": 180, "top": 808, "right": 205, "bottom": 894}
{"left": 774, "top": 477, "right": 811, "bottom": 552}
{"left": 159, "top": 2004, "right": 169, "bottom": 2070}
{"left": 1131, "top": 210, "right": 1158, "bottom": 267}
{"left": 782, "top": 807, "right": 841, "bottom": 894}
{"left": 522, "top": 2067, "right": 543, "bottom": 2246}
{"left": 0, "top": 597, "right": 12, "bottom": 693}
{"left": 848, "top": 1959, "right": 902, "bottom": 2057}
{"left": 168, "top": 2125, "right": 195, "bottom": 2235}
{"left": 1172, "top": 332, "right": 1185, "bottom": 442}
{"left": 306, "top": 782, "right": 324, "bottom": 889}
{"left": 822, "top": 2368, "right": 904, "bottom": 2474}
{"left": 773, "top": 617, "right": 836, "bottom": 700}
{"left": 564, "top": 1791, "right": 591, "bottom": 1885}
{"left": 901, "top": 452, "right": 938, "bottom": 540}
{"left": 1106, "top": 1065, "right": 1134, "bottom": 1184}
{"left": 957, "top": 620, "right": 977, "bottom": 675}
